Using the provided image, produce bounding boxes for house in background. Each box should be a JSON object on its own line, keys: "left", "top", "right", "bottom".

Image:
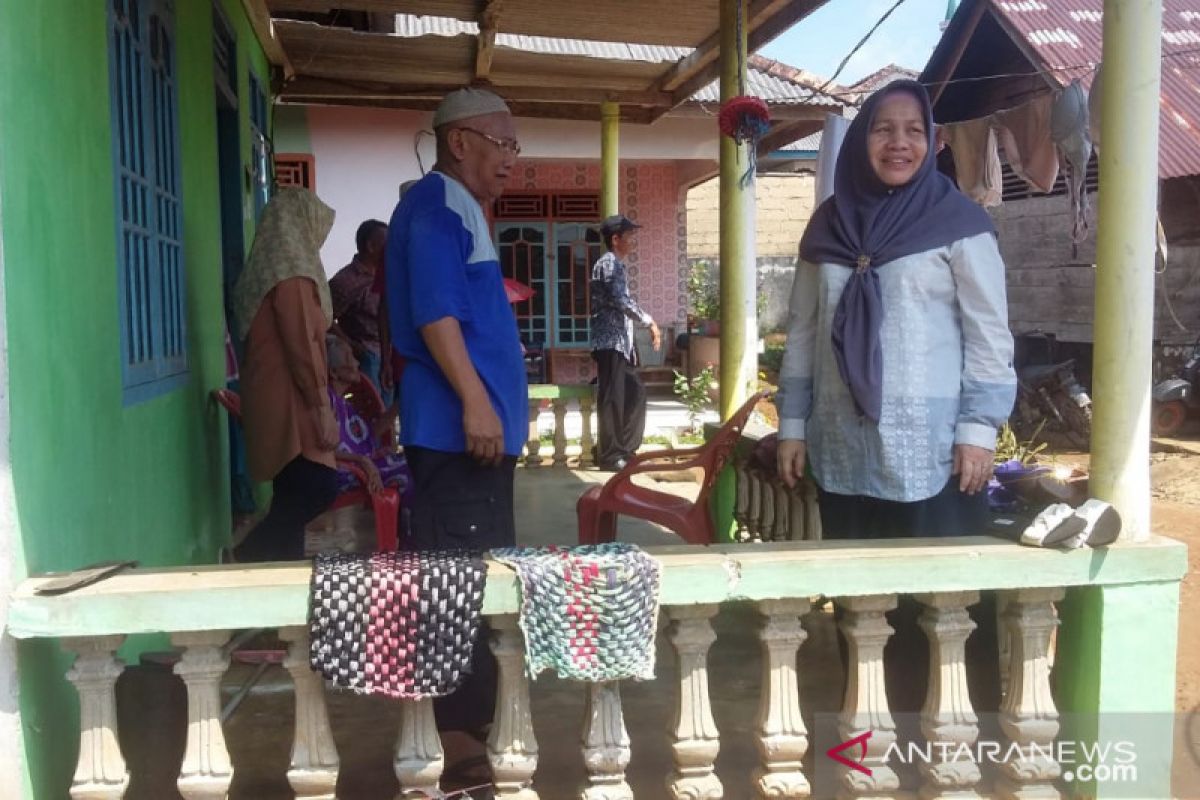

{"left": 272, "top": 19, "right": 841, "bottom": 382}
{"left": 687, "top": 62, "right": 918, "bottom": 331}
{"left": 922, "top": 0, "right": 1200, "bottom": 379}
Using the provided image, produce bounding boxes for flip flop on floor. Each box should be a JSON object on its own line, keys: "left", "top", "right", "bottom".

{"left": 1063, "top": 498, "right": 1123, "bottom": 549}
{"left": 1020, "top": 503, "right": 1087, "bottom": 548}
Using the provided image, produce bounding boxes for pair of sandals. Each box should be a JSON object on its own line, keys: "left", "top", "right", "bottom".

{"left": 1019, "top": 499, "right": 1122, "bottom": 549}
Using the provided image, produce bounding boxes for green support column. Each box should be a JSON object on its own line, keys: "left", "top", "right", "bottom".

{"left": 1090, "top": 0, "right": 1162, "bottom": 541}
{"left": 718, "top": 0, "right": 756, "bottom": 419}
{"left": 712, "top": 0, "right": 756, "bottom": 541}
{"left": 601, "top": 101, "right": 620, "bottom": 218}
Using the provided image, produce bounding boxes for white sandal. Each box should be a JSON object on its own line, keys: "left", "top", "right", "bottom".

{"left": 1062, "top": 498, "right": 1122, "bottom": 549}
{"left": 1020, "top": 503, "right": 1087, "bottom": 548}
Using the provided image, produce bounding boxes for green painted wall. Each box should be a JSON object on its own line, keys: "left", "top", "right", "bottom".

{"left": 0, "top": 1, "right": 268, "bottom": 795}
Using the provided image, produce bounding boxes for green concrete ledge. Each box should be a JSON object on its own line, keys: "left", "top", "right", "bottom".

{"left": 527, "top": 383, "right": 594, "bottom": 400}
{"left": 6, "top": 536, "right": 1185, "bottom": 640}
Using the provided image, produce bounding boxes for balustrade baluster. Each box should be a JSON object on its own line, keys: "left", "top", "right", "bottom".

{"left": 489, "top": 614, "right": 539, "bottom": 798}
{"left": 666, "top": 604, "right": 723, "bottom": 799}
{"left": 64, "top": 635, "right": 129, "bottom": 800}
{"left": 171, "top": 630, "right": 234, "bottom": 799}
{"left": 281, "top": 626, "right": 340, "bottom": 799}
{"left": 552, "top": 399, "right": 569, "bottom": 467}
{"left": 394, "top": 698, "right": 444, "bottom": 797}
{"left": 915, "top": 592, "right": 983, "bottom": 799}
{"left": 754, "top": 599, "right": 811, "bottom": 798}
{"left": 836, "top": 595, "right": 899, "bottom": 798}
{"left": 996, "top": 588, "right": 1065, "bottom": 799}
{"left": 581, "top": 681, "right": 633, "bottom": 800}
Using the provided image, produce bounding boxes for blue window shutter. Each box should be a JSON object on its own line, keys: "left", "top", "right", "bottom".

{"left": 108, "top": 0, "right": 187, "bottom": 401}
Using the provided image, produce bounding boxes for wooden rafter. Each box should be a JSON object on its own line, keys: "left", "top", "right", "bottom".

{"left": 756, "top": 118, "right": 822, "bottom": 155}
{"left": 475, "top": 0, "right": 503, "bottom": 80}
{"left": 282, "top": 76, "right": 672, "bottom": 108}
{"left": 242, "top": 0, "right": 295, "bottom": 79}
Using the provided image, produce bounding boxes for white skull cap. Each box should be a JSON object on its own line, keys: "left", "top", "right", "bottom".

{"left": 432, "top": 87, "right": 512, "bottom": 128}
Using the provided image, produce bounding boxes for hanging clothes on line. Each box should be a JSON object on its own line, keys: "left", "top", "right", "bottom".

{"left": 994, "top": 93, "right": 1060, "bottom": 194}
{"left": 941, "top": 116, "right": 1003, "bottom": 207}
{"left": 1052, "top": 80, "right": 1094, "bottom": 247}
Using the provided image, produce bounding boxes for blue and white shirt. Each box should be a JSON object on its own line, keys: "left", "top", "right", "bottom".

{"left": 776, "top": 232, "right": 1016, "bottom": 502}
{"left": 386, "top": 172, "right": 528, "bottom": 456}
{"left": 590, "top": 251, "right": 652, "bottom": 362}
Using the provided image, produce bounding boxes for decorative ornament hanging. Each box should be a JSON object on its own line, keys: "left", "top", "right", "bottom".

{"left": 718, "top": 95, "right": 771, "bottom": 188}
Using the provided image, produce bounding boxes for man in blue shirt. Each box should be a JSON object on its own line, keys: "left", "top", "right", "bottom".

{"left": 385, "top": 87, "right": 526, "bottom": 757}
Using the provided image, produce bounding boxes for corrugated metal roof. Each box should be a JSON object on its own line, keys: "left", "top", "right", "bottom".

{"left": 394, "top": 13, "right": 837, "bottom": 106}
{"left": 692, "top": 66, "right": 839, "bottom": 106}
{"left": 395, "top": 14, "right": 692, "bottom": 63}
{"left": 988, "top": 0, "right": 1200, "bottom": 179}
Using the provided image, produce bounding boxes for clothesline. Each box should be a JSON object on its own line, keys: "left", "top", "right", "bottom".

{"left": 812, "top": 45, "right": 1200, "bottom": 108}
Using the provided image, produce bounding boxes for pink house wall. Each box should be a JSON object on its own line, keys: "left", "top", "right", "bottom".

{"left": 504, "top": 160, "right": 685, "bottom": 328}
{"left": 504, "top": 160, "right": 687, "bottom": 383}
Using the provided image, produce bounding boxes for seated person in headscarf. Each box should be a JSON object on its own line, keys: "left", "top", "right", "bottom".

{"left": 326, "top": 335, "right": 412, "bottom": 502}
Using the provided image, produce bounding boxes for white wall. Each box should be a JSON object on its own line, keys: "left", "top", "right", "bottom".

{"left": 289, "top": 104, "right": 721, "bottom": 271}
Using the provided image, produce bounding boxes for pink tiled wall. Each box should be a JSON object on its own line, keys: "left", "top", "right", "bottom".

{"left": 504, "top": 161, "right": 684, "bottom": 328}
{"left": 504, "top": 161, "right": 687, "bottom": 383}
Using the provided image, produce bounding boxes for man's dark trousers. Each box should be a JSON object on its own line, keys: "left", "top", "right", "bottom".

{"left": 592, "top": 348, "right": 647, "bottom": 468}
{"left": 404, "top": 445, "right": 517, "bottom": 734}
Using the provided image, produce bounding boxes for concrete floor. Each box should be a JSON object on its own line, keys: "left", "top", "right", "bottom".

{"left": 116, "top": 467, "right": 858, "bottom": 799}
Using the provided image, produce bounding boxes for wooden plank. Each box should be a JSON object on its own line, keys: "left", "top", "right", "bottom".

{"left": 474, "top": 0, "right": 502, "bottom": 80}
{"left": 241, "top": 0, "right": 294, "bottom": 78}
{"left": 7, "top": 537, "right": 1186, "bottom": 640}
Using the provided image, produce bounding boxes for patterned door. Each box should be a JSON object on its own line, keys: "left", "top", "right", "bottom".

{"left": 552, "top": 223, "right": 603, "bottom": 347}
{"left": 496, "top": 222, "right": 549, "bottom": 347}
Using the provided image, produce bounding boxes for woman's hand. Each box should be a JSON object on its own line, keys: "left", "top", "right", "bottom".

{"left": 776, "top": 439, "right": 807, "bottom": 489}
{"left": 315, "top": 404, "right": 341, "bottom": 451}
{"left": 953, "top": 444, "right": 994, "bottom": 495}
{"left": 361, "top": 460, "right": 384, "bottom": 494}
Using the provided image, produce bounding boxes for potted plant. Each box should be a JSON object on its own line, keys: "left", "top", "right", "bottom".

{"left": 687, "top": 260, "right": 720, "bottom": 336}
{"left": 686, "top": 261, "right": 721, "bottom": 378}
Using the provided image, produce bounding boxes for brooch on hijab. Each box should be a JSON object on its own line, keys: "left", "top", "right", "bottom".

{"left": 856, "top": 255, "right": 871, "bottom": 273}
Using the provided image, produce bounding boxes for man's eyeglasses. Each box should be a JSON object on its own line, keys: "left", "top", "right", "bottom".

{"left": 455, "top": 126, "right": 522, "bottom": 157}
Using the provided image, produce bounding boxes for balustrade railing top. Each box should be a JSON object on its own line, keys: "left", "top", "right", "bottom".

{"left": 8, "top": 538, "right": 1185, "bottom": 640}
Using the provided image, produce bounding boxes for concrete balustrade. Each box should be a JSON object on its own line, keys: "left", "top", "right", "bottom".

{"left": 11, "top": 537, "right": 1184, "bottom": 799}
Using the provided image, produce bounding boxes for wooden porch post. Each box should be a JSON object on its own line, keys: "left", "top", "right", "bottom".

{"left": 1090, "top": 0, "right": 1162, "bottom": 542}
{"left": 601, "top": 101, "right": 620, "bottom": 218}
{"left": 718, "top": 0, "right": 756, "bottom": 420}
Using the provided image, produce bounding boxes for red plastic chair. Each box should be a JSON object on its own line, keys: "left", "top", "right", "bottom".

{"left": 577, "top": 390, "right": 768, "bottom": 546}
{"left": 212, "top": 385, "right": 401, "bottom": 552}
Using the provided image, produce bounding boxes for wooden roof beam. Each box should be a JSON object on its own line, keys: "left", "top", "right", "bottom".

{"left": 475, "top": 0, "right": 503, "bottom": 80}
{"left": 242, "top": 0, "right": 295, "bottom": 79}
{"left": 756, "top": 118, "right": 822, "bottom": 155}
{"left": 281, "top": 76, "right": 674, "bottom": 108}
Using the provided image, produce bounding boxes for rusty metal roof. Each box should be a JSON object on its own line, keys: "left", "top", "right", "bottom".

{"left": 985, "top": 0, "right": 1200, "bottom": 179}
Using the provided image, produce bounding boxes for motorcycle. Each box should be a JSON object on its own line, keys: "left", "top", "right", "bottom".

{"left": 1152, "top": 337, "right": 1200, "bottom": 436}
{"left": 1010, "top": 333, "right": 1093, "bottom": 448}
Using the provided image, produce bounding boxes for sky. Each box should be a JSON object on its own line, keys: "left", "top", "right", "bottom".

{"left": 759, "top": 0, "right": 955, "bottom": 86}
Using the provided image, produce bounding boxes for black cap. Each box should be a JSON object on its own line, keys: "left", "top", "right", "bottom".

{"left": 599, "top": 214, "right": 641, "bottom": 237}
